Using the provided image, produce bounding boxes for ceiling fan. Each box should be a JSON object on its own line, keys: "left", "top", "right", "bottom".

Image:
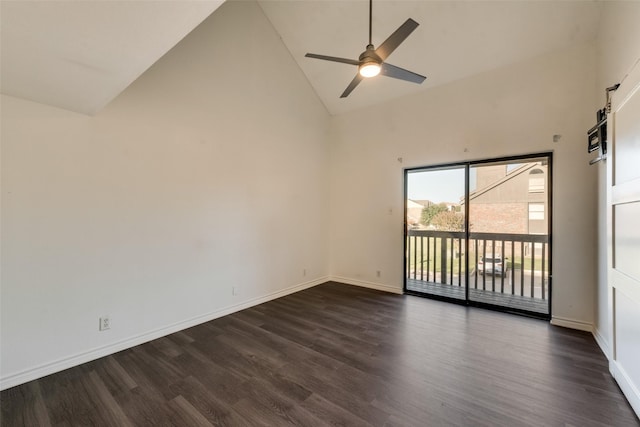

{"left": 305, "top": 0, "right": 426, "bottom": 98}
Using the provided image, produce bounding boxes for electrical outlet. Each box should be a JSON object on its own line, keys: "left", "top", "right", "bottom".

{"left": 232, "top": 286, "right": 237, "bottom": 296}
{"left": 99, "top": 316, "right": 110, "bottom": 331}
{"left": 376, "top": 270, "right": 381, "bottom": 278}
{"left": 303, "top": 268, "right": 307, "bottom": 277}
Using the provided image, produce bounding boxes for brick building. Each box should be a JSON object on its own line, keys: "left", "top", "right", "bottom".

{"left": 464, "top": 161, "right": 548, "bottom": 235}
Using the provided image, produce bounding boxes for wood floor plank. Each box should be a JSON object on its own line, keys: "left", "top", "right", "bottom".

{"left": 111, "top": 386, "right": 178, "bottom": 426}
{"left": 232, "top": 378, "right": 325, "bottom": 427}
{"left": 299, "top": 393, "right": 373, "bottom": 427}
{"left": 81, "top": 370, "right": 134, "bottom": 426}
{"left": 38, "top": 368, "right": 108, "bottom": 426}
{"left": 81, "top": 356, "right": 138, "bottom": 401}
{"left": 0, "top": 381, "right": 52, "bottom": 427}
{"left": 276, "top": 359, "right": 391, "bottom": 427}
{"left": 167, "top": 376, "right": 253, "bottom": 427}
{"left": 116, "top": 347, "right": 183, "bottom": 402}
{"left": 1, "top": 282, "right": 638, "bottom": 426}
{"left": 167, "top": 395, "right": 215, "bottom": 427}
{"left": 173, "top": 347, "right": 247, "bottom": 406}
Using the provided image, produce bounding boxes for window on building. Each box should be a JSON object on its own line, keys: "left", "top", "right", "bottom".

{"left": 529, "top": 169, "right": 544, "bottom": 193}
{"left": 529, "top": 169, "right": 545, "bottom": 193}
{"left": 529, "top": 203, "right": 545, "bottom": 220}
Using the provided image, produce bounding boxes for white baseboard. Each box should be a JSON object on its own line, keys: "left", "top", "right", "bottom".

{"left": 611, "top": 360, "right": 640, "bottom": 419}
{"left": 0, "top": 276, "right": 328, "bottom": 391}
{"left": 331, "top": 276, "right": 403, "bottom": 295}
{"left": 592, "top": 327, "right": 611, "bottom": 359}
{"left": 550, "top": 316, "right": 593, "bottom": 332}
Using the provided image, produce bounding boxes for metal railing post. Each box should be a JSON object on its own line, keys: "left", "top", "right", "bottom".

{"left": 440, "top": 237, "right": 448, "bottom": 284}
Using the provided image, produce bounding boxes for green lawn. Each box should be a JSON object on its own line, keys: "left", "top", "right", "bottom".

{"left": 407, "top": 238, "right": 466, "bottom": 274}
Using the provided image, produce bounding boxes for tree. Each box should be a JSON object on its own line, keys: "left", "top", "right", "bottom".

{"left": 420, "top": 204, "right": 448, "bottom": 226}
{"left": 431, "top": 211, "right": 464, "bottom": 231}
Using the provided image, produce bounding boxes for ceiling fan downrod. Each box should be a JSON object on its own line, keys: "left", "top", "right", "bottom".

{"left": 368, "top": 0, "right": 373, "bottom": 47}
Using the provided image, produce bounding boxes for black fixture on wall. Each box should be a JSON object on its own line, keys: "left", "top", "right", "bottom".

{"left": 588, "top": 83, "right": 620, "bottom": 165}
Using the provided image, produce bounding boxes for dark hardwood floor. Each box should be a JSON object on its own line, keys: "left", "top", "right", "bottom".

{"left": 2, "top": 282, "right": 638, "bottom": 426}
{"left": 405, "top": 279, "right": 549, "bottom": 314}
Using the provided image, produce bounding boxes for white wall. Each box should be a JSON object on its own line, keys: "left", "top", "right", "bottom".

{"left": 329, "top": 43, "right": 598, "bottom": 327}
{"left": 593, "top": 0, "right": 640, "bottom": 356}
{"left": 0, "top": 0, "right": 330, "bottom": 389}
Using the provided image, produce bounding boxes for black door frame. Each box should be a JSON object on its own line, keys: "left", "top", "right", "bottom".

{"left": 403, "top": 152, "right": 553, "bottom": 320}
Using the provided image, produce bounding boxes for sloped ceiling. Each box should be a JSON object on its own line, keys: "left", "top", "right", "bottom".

{"left": 259, "top": 0, "right": 602, "bottom": 115}
{"left": 0, "top": 0, "right": 224, "bottom": 115}
{"left": 1, "top": 0, "right": 601, "bottom": 116}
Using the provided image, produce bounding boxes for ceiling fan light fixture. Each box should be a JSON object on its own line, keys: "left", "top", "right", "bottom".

{"left": 359, "top": 61, "right": 381, "bottom": 78}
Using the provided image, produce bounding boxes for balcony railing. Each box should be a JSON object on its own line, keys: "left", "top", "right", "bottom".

{"left": 406, "top": 229, "right": 550, "bottom": 314}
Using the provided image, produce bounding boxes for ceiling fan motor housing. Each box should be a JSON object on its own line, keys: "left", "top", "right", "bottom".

{"left": 359, "top": 44, "right": 382, "bottom": 66}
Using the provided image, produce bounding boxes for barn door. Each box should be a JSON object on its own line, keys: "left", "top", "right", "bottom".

{"left": 607, "top": 62, "right": 640, "bottom": 415}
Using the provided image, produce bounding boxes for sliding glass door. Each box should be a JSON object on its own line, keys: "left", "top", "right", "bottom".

{"left": 404, "top": 154, "right": 551, "bottom": 318}
{"left": 467, "top": 157, "right": 551, "bottom": 315}
{"left": 405, "top": 165, "right": 467, "bottom": 301}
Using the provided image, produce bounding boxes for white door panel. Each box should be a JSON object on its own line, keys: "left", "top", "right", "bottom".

{"left": 614, "top": 90, "right": 640, "bottom": 184}
{"left": 608, "top": 61, "right": 640, "bottom": 417}
{"left": 613, "top": 201, "right": 640, "bottom": 279}
{"left": 615, "top": 291, "right": 640, "bottom": 395}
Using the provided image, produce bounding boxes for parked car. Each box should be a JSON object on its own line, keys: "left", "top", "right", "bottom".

{"left": 477, "top": 256, "right": 508, "bottom": 277}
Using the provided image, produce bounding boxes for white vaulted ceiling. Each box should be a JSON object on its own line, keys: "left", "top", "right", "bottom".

{"left": 0, "top": 0, "right": 602, "bottom": 116}
{"left": 259, "top": 0, "right": 602, "bottom": 115}
{"left": 0, "top": 0, "right": 224, "bottom": 115}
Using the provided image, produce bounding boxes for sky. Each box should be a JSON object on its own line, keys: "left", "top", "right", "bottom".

{"left": 407, "top": 167, "right": 469, "bottom": 204}
{"left": 408, "top": 162, "right": 524, "bottom": 203}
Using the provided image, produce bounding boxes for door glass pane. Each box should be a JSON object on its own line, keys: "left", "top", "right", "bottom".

{"left": 467, "top": 157, "right": 550, "bottom": 315}
{"left": 405, "top": 167, "right": 466, "bottom": 300}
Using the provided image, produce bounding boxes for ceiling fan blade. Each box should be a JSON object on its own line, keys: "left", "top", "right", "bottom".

{"left": 305, "top": 53, "right": 359, "bottom": 66}
{"left": 380, "top": 63, "right": 426, "bottom": 84}
{"left": 340, "top": 73, "right": 364, "bottom": 98}
{"left": 375, "top": 18, "right": 419, "bottom": 61}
